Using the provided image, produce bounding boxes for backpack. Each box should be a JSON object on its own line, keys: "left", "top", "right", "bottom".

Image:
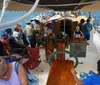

{"left": 15, "top": 62, "right": 39, "bottom": 85}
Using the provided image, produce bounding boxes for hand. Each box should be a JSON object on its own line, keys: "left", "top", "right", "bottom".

{"left": 10, "top": 56, "right": 16, "bottom": 60}
{"left": 70, "top": 68, "right": 77, "bottom": 74}
{"left": 26, "top": 46, "right": 29, "bottom": 49}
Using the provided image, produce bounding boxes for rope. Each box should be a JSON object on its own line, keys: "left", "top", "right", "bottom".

{"left": 38, "top": 1, "right": 96, "bottom": 7}
{"left": 0, "top": 0, "right": 10, "bottom": 23}
{"left": 74, "top": 0, "right": 86, "bottom": 10}
{"left": 0, "top": 0, "right": 40, "bottom": 28}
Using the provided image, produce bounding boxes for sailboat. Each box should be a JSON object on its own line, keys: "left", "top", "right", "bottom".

{"left": 0, "top": 0, "right": 100, "bottom": 85}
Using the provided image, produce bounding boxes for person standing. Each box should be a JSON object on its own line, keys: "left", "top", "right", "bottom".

{"left": 13, "top": 25, "right": 24, "bottom": 44}
{"left": 30, "top": 20, "right": 40, "bottom": 48}
{"left": 84, "top": 19, "right": 93, "bottom": 44}
{"left": 24, "top": 22, "right": 34, "bottom": 44}
{"left": 78, "top": 19, "right": 85, "bottom": 35}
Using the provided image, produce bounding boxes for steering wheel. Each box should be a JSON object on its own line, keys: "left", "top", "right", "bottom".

{"left": 48, "top": 50, "right": 78, "bottom": 68}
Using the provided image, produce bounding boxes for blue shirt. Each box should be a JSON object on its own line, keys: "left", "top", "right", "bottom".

{"left": 82, "top": 74, "right": 100, "bottom": 85}
{"left": 84, "top": 23, "right": 92, "bottom": 33}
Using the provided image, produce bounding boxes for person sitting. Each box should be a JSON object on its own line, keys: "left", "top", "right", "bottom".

{"left": 74, "top": 26, "right": 84, "bottom": 41}
{"left": 5, "top": 28, "right": 28, "bottom": 56}
{"left": 0, "top": 31, "right": 12, "bottom": 57}
{"left": 6, "top": 28, "right": 26, "bottom": 49}
{"left": 0, "top": 58, "right": 28, "bottom": 85}
{"left": 0, "top": 41, "right": 16, "bottom": 63}
{"left": 71, "top": 60, "right": 100, "bottom": 85}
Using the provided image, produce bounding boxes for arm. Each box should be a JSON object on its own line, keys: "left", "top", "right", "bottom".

{"left": 90, "top": 24, "right": 93, "bottom": 31}
{"left": 73, "top": 31, "right": 76, "bottom": 38}
{"left": 15, "top": 41, "right": 26, "bottom": 47}
{"left": 13, "top": 38, "right": 26, "bottom": 47}
{"left": 4, "top": 45, "right": 10, "bottom": 56}
{"left": 3, "top": 45, "right": 16, "bottom": 59}
{"left": 71, "top": 68, "right": 83, "bottom": 85}
{"left": 18, "top": 64, "right": 28, "bottom": 85}
{"left": 0, "top": 55, "right": 10, "bottom": 59}
{"left": 80, "top": 31, "right": 84, "bottom": 38}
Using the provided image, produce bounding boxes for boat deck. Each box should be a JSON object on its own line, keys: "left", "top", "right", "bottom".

{"left": 30, "top": 30, "right": 100, "bottom": 85}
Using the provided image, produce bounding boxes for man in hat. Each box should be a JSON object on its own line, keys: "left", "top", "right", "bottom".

{"left": 13, "top": 24, "right": 23, "bottom": 44}
{"left": 0, "top": 30, "right": 12, "bottom": 56}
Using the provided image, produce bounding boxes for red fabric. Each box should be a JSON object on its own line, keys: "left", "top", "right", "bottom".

{"left": 23, "top": 48, "right": 40, "bottom": 69}
{"left": 0, "top": 38, "right": 12, "bottom": 51}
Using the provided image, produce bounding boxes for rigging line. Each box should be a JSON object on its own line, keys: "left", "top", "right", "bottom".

{"left": 74, "top": 0, "right": 86, "bottom": 10}
{"left": 0, "top": 0, "right": 10, "bottom": 23}
{"left": 38, "top": 1, "right": 96, "bottom": 7}
{"left": 0, "top": 0, "right": 40, "bottom": 28}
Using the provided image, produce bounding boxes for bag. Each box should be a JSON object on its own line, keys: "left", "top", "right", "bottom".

{"left": 15, "top": 62, "right": 39, "bottom": 85}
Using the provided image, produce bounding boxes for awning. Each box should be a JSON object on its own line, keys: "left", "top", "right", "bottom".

{"left": 11, "top": 0, "right": 96, "bottom": 11}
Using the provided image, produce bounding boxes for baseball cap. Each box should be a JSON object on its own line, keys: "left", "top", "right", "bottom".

{"left": 1, "top": 30, "right": 8, "bottom": 36}
{"left": 14, "top": 25, "right": 20, "bottom": 29}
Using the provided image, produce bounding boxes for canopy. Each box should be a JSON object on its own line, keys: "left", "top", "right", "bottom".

{"left": 80, "top": 1, "right": 100, "bottom": 11}
{"left": 48, "top": 15, "right": 62, "bottom": 21}
{"left": 12, "top": 0, "right": 96, "bottom": 11}
{"left": 76, "top": 16, "right": 88, "bottom": 23}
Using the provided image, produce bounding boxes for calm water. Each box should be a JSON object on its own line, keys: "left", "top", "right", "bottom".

{"left": 0, "top": 11, "right": 99, "bottom": 36}
{"left": 0, "top": 11, "right": 100, "bottom": 27}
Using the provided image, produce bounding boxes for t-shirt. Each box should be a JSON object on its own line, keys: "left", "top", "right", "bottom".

{"left": 24, "top": 25, "right": 33, "bottom": 36}
{"left": 0, "top": 41, "right": 4, "bottom": 56}
{"left": 75, "top": 31, "right": 82, "bottom": 38}
{"left": 32, "top": 21, "right": 38, "bottom": 31}
{"left": 8, "top": 35, "right": 24, "bottom": 49}
{"left": 0, "top": 38, "right": 12, "bottom": 51}
{"left": 78, "top": 23, "right": 84, "bottom": 33}
{"left": 82, "top": 74, "right": 100, "bottom": 85}
{"left": 8, "top": 35, "right": 17, "bottom": 48}
{"left": 84, "top": 23, "right": 92, "bottom": 33}
{"left": 13, "top": 31, "right": 23, "bottom": 44}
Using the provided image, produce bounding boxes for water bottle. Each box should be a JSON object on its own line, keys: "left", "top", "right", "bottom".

{"left": 88, "top": 70, "right": 96, "bottom": 76}
{"left": 80, "top": 72, "right": 88, "bottom": 80}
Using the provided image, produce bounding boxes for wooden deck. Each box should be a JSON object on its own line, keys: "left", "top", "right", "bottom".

{"left": 46, "top": 60, "right": 75, "bottom": 85}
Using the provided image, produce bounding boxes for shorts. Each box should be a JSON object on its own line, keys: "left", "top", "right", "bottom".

{"left": 85, "top": 33, "right": 90, "bottom": 40}
{"left": 4, "top": 58, "right": 16, "bottom": 63}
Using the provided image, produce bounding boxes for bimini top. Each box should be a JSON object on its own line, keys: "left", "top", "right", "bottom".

{"left": 12, "top": 0, "right": 96, "bottom": 11}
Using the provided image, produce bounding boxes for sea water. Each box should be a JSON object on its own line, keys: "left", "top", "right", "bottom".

{"left": 0, "top": 11, "right": 99, "bottom": 37}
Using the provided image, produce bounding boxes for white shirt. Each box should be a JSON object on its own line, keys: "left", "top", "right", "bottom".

{"left": 24, "top": 25, "right": 33, "bottom": 36}
{"left": 13, "top": 31, "right": 23, "bottom": 44}
{"left": 32, "top": 21, "right": 39, "bottom": 31}
{"left": 90, "top": 18, "right": 94, "bottom": 25}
